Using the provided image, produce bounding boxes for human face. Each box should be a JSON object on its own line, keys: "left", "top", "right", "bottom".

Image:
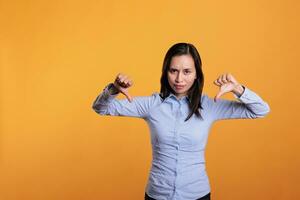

{"left": 167, "top": 54, "right": 197, "bottom": 98}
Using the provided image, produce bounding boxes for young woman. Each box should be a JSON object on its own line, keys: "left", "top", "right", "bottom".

{"left": 92, "top": 43, "right": 270, "bottom": 200}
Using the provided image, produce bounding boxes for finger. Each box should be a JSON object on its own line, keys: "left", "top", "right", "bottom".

{"left": 226, "top": 73, "right": 234, "bottom": 83}
{"left": 225, "top": 73, "right": 231, "bottom": 81}
{"left": 122, "top": 78, "right": 132, "bottom": 88}
{"left": 115, "top": 74, "right": 124, "bottom": 85}
{"left": 125, "top": 79, "right": 133, "bottom": 87}
{"left": 123, "top": 77, "right": 131, "bottom": 85}
{"left": 213, "top": 80, "right": 221, "bottom": 86}
{"left": 123, "top": 90, "right": 133, "bottom": 103}
{"left": 120, "top": 82, "right": 129, "bottom": 88}
{"left": 116, "top": 73, "right": 123, "bottom": 81}
{"left": 214, "top": 90, "right": 225, "bottom": 102}
{"left": 128, "top": 80, "right": 133, "bottom": 86}
{"left": 216, "top": 78, "right": 223, "bottom": 86}
{"left": 117, "top": 76, "right": 128, "bottom": 87}
{"left": 221, "top": 74, "right": 228, "bottom": 84}
{"left": 227, "top": 73, "right": 237, "bottom": 84}
{"left": 119, "top": 75, "right": 128, "bottom": 83}
{"left": 216, "top": 74, "right": 223, "bottom": 84}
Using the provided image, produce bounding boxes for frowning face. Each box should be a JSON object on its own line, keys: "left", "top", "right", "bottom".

{"left": 167, "top": 54, "right": 197, "bottom": 99}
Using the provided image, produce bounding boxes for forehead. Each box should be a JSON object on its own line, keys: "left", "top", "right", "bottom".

{"left": 170, "top": 54, "right": 195, "bottom": 69}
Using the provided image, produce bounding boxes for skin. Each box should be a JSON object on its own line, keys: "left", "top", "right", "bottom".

{"left": 112, "top": 73, "right": 134, "bottom": 102}
{"left": 167, "top": 54, "right": 197, "bottom": 99}
{"left": 111, "top": 55, "right": 245, "bottom": 102}
{"left": 213, "top": 73, "right": 245, "bottom": 102}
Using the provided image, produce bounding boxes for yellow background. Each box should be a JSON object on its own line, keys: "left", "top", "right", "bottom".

{"left": 1, "top": 0, "right": 299, "bottom": 199}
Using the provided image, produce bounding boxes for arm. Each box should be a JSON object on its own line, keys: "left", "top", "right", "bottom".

{"left": 208, "top": 85, "right": 271, "bottom": 121}
{"left": 92, "top": 83, "right": 155, "bottom": 118}
{"left": 209, "top": 73, "right": 271, "bottom": 121}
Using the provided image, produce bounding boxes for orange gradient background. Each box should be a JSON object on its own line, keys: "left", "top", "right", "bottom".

{"left": 1, "top": 0, "right": 299, "bottom": 199}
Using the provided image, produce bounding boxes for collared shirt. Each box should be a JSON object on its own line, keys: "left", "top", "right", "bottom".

{"left": 92, "top": 83, "right": 270, "bottom": 200}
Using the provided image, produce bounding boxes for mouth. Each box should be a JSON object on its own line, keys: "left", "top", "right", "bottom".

{"left": 174, "top": 85, "right": 185, "bottom": 89}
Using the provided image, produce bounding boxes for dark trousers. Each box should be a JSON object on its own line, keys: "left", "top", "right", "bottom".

{"left": 144, "top": 192, "right": 211, "bottom": 200}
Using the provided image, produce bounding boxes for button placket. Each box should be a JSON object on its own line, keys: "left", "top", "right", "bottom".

{"left": 174, "top": 101, "right": 182, "bottom": 192}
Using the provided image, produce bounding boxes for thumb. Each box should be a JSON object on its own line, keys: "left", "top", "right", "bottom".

{"left": 214, "top": 90, "right": 225, "bottom": 102}
{"left": 123, "top": 90, "right": 133, "bottom": 103}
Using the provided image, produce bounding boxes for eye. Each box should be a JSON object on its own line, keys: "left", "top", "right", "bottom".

{"left": 184, "top": 70, "right": 191, "bottom": 74}
{"left": 169, "top": 68, "right": 177, "bottom": 73}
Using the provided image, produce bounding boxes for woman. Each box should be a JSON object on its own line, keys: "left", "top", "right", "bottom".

{"left": 92, "top": 43, "right": 270, "bottom": 200}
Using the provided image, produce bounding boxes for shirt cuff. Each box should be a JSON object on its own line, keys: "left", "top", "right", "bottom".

{"left": 101, "top": 83, "right": 119, "bottom": 101}
{"left": 233, "top": 85, "right": 247, "bottom": 100}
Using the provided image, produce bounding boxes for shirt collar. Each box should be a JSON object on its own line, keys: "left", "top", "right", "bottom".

{"left": 164, "top": 93, "right": 190, "bottom": 103}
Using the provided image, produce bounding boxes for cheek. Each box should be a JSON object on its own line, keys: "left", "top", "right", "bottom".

{"left": 167, "top": 74, "right": 174, "bottom": 82}
{"left": 187, "top": 77, "right": 196, "bottom": 85}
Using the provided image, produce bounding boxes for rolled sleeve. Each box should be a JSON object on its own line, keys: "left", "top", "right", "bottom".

{"left": 208, "top": 86, "right": 270, "bottom": 121}
{"left": 92, "top": 83, "right": 156, "bottom": 118}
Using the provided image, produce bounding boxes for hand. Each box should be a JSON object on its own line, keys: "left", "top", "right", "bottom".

{"left": 113, "top": 73, "right": 134, "bottom": 102}
{"left": 213, "top": 73, "right": 244, "bottom": 102}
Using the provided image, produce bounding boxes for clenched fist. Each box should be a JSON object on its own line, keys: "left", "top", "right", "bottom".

{"left": 113, "top": 73, "right": 134, "bottom": 102}
{"left": 213, "top": 73, "right": 244, "bottom": 102}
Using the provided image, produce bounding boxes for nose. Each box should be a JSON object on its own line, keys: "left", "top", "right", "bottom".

{"left": 175, "top": 72, "right": 183, "bottom": 83}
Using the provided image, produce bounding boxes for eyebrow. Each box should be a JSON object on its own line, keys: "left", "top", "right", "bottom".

{"left": 169, "top": 66, "right": 193, "bottom": 70}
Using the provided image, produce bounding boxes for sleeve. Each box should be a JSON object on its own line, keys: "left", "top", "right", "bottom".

{"left": 207, "top": 86, "right": 271, "bottom": 121}
{"left": 91, "top": 83, "right": 156, "bottom": 118}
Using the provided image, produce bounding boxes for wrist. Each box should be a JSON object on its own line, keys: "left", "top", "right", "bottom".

{"left": 108, "top": 83, "right": 119, "bottom": 95}
{"left": 232, "top": 84, "right": 245, "bottom": 97}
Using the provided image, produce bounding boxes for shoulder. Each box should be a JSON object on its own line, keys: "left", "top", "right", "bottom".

{"left": 150, "top": 92, "right": 164, "bottom": 102}
{"left": 131, "top": 92, "right": 162, "bottom": 106}
{"left": 200, "top": 93, "right": 211, "bottom": 105}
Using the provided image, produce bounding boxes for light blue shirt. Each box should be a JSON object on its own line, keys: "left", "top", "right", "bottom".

{"left": 92, "top": 83, "right": 270, "bottom": 200}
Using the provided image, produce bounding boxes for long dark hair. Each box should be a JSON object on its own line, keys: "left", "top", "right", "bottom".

{"left": 160, "top": 42, "right": 204, "bottom": 121}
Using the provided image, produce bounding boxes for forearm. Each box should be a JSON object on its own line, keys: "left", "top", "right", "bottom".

{"left": 234, "top": 86, "right": 270, "bottom": 118}
{"left": 213, "top": 86, "right": 270, "bottom": 120}
{"left": 92, "top": 83, "right": 119, "bottom": 114}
